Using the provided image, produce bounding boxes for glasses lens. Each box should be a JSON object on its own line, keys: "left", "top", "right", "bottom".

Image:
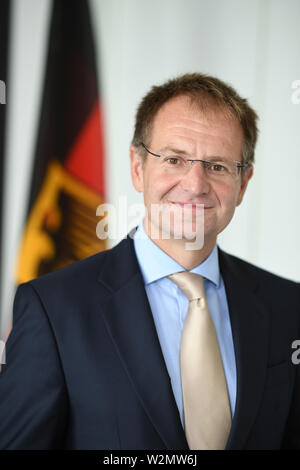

{"left": 160, "top": 155, "right": 241, "bottom": 179}
{"left": 142, "top": 143, "right": 243, "bottom": 180}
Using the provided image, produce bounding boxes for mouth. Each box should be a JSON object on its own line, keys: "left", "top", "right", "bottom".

{"left": 168, "top": 201, "right": 213, "bottom": 209}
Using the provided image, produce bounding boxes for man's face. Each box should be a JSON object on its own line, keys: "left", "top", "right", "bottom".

{"left": 130, "top": 95, "right": 253, "bottom": 248}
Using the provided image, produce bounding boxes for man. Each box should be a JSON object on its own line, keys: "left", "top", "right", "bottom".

{"left": 0, "top": 73, "right": 299, "bottom": 450}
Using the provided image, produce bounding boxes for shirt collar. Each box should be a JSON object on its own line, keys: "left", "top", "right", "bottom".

{"left": 133, "top": 219, "right": 220, "bottom": 287}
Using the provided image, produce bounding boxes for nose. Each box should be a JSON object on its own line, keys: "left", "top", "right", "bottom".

{"left": 180, "top": 161, "right": 210, "bottom": 195}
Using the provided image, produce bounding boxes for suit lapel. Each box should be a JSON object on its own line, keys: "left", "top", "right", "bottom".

{"left": 219, "top": 249, "right": 271, "bottom": 449}
{"left": 97, "top": 236, "right": 188, "bottom": 450}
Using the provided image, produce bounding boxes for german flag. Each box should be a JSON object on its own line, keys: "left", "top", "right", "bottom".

{"left": 16, "top": 0, "right": 106, "bottom": 284}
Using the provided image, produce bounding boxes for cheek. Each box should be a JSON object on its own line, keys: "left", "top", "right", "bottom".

{"left": 144, "top": 174, "right": 178, "bottom": 203}
{"left": 216, "top": 183, "right": 241, "bottom": 207}
{"left": 212, "top": 188, "right": 241, "bottom": 226}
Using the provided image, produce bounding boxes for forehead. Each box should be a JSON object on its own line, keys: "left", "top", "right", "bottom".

{"left": 150, "top": 95, "right": 244, "bottom": 155}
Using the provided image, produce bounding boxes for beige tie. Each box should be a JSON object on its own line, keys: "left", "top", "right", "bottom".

{"left": 168, "top": 272, "right": 231, "bottom": 450}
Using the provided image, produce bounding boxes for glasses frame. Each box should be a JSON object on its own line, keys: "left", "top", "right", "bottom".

{"left": 140, "top": 142, "right": 249, "bottom": 178}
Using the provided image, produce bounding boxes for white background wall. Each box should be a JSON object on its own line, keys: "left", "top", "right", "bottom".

{"left": 1, "top": 0, "right": 300, "bottom": 336}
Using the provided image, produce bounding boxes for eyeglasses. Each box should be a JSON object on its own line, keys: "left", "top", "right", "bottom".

{"left": 140, "top": 142, "right": 249, "bottom": 181}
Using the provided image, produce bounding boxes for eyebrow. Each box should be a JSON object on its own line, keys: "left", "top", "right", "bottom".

{"left": 158, "top": 146, "right": 191, "bottom": 156}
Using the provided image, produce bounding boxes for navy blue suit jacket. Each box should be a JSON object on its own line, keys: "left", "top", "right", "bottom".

{"left": 0, "top": 235, "right": 299, "bottom": 449}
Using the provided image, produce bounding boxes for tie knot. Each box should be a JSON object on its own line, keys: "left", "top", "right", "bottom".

{"left": 168, "top": 272, "right": 206, "bottom": 301}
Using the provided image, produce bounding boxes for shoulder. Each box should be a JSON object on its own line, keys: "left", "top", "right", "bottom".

{"left": 218, "top": 247, "right": 299, "bottom": 292}
{"left": 218, "top": 249, "right": 300, "bottom": 336}
{"left": 15, "top": 244, "right": 112, "bottom": 310}
{"left": 17, "top": 236, "right": 136, "bottom": 308}
{"left": 29, "top": 235, "right": 133, "bottom": 288}
{"left": 29, "top": 247, "right": 110, "bottom": 290}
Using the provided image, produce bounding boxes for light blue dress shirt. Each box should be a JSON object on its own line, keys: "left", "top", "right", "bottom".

{"left": 133, "top": 220, "right": 237, "bottom": 428}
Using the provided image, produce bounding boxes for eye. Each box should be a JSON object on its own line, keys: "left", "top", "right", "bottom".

{"left": 164, "top": 156, "right": 184, "bottom": 166}
{"left": 209, "top": 163, "right": 228, "bottom": 172}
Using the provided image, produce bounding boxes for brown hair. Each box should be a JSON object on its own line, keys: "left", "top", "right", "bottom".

{"left": 131, "top": 73, "right": 258, "bottom": 165}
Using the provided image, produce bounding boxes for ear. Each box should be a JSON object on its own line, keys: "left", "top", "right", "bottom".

{"left": 236, "top": 165, "right": 253, "bottom": 206}
{"left": 129, "top": 145, "right": 144, "bottom": 192}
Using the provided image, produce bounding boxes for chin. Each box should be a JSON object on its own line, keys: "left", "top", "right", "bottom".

{"left": 160, "top": 220, "right": 204, "bottom": 243}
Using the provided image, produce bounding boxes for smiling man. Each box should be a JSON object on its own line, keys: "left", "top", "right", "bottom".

{"left": 0, "top": 73, "right": 299, "bottom": 450}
